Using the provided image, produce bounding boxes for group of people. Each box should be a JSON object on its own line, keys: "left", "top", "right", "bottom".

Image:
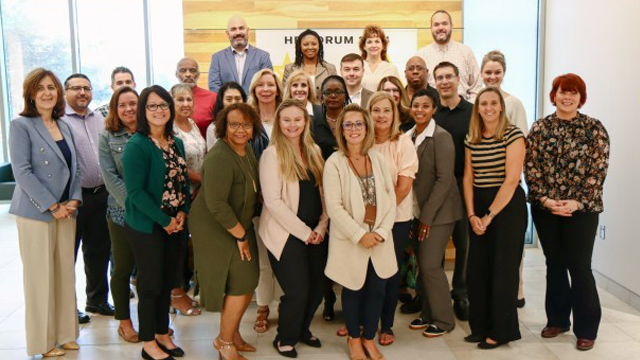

{"left": 9, "top": 9, "right": 609, "bottom": 360}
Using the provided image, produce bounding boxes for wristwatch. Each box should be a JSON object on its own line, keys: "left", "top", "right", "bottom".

{"left": 235, "top": 235, "right": 247, "bottom": 242}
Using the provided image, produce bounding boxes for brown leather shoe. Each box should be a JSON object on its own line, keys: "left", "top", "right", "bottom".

{"left": 541, "top": 326, "right": 570, "bottom": 338}
{"left": 577, "top": 338, "right": 595, "bottom": 351}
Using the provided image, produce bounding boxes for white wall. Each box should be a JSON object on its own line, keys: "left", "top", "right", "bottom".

{"left": 544, "top": 0, "right": 640, "bottom": 295}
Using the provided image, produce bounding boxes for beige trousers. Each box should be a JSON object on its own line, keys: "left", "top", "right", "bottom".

{"left": 16, "top": 216, "right": 79, "bottom": 356}
{"left": 253, "top": 217, "right": 283, "bottom": 307}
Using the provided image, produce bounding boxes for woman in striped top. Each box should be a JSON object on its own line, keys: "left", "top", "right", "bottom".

{"left": 462, "top": 87, "right": 527, "bottom": 349}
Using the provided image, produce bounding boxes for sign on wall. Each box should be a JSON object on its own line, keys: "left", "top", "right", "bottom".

{"left": 256, "top": 29, "right": 418, "bottom": 83}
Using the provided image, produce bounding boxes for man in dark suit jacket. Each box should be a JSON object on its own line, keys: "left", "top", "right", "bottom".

{"left": 340, "top": 53, "right": 373, "bottom": 107}
{"left": 208, "top": 16, "right": 273, "bottom": 95}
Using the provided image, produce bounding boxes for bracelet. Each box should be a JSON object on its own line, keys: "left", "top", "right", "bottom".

{"left": 541, "top": 198, "right": 549, "bottom": 207}
{"left": 50, "top": 203, "right": 61, "bottom": 214}
{"left": 235, "top": 235, "right": 247, "bottom": 242}
{"left": 468, "top": 214, "right": 478, "bottom": 220}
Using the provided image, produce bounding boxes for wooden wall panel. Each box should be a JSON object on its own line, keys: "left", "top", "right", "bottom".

{"left": 183, "top": 0, "right": 464, "bottom": 88}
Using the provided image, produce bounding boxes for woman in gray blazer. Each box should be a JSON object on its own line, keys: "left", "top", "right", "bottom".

{"left": 9, "top": 68, "right": 82, "bottom": 357}
{"left": 408, "top": 88, "right": 463, "bottom": 337}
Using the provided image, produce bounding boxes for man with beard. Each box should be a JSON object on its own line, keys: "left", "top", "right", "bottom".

{"left": 340, "top": 53, "right": 373, "bottom": 106}
{"left": 208, "top": 16, "right": 273, "bottom": 95}
{"left": 417, "top": 10, "right": 481, "bottom": 101}
{"left": 62, "top": 74, "right": 114, "bottom": 324}
{"left": 176, "top": 57, "right": 217, "bottom": 137}
{"left": 94, "top": 67, "right": 136, "bottom": 118}
{"left": 404, "top": 56, "right": 436, "bottom": 100}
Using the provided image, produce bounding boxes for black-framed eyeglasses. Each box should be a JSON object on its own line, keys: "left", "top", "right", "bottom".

{"left": 66, "top": 86, "right": 92, "bottom": 92}
{"left": 146, "top": 103, "right": 170, "bottom": 111}
{"left": 323, "top": 89, "right": 346, "bottom": 97}
{"left": 342, "top": 121, "right": 365, "bottom": 130}
{"left": 228, "top": 122, "right": 253, "bottom": 130}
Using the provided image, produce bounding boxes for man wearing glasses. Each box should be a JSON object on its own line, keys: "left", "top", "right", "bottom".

{"left": 62, "top": 74, "right": 114, "bottom": 324}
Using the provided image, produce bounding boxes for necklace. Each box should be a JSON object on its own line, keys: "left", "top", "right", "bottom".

{"left": 44, "top": 120, "right": 56, "bottom": 129}
{"left": 240, "top": 154, "right": 257, "bottom": 192}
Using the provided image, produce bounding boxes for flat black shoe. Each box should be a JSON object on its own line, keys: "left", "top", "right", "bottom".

{"left": 156, "top": 340, "right": 185, "bottom": 357}
{"left": 478, "top": 340, "right": 508, "bottom": 349}
{"left": 77, "top": 310, "right": 90, "bottom": 324}
{"left": 301, "top": 336, "right": 322, "bottom": 348}
{"left": 516, "top": 298, "right": 526, "bottom": 308}
{"left": 453, "top": 299, "right": 469, "bottom": 321}
{"left": 86, "top": 302, "right": 115, "bottom": 316}
{"left": 398, "top": 293, "right": 413, "bottom": 304}
{"left": 400, "top": 295, "right": 422, "bottom": 314}
{"left": 464, "top": 334, "right": 485, "bottom": 343}
{"left": 273, "top": 339, "right": 298, "bottom": 358}
{"left": 141, "top": 348, "right": 174, "bottom": 360}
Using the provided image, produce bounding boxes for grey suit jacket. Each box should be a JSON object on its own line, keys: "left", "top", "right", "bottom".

{"left": 9, "top": 116, "right": 82, "bottom": 222}
{"left": 413, "top": 124, "right": 463, "bottom": 226}
{"left": 208, "top": 45, "right": 273, "bottom": 95}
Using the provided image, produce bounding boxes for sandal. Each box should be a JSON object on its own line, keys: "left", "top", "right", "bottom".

{"left": 347, "top": 336, "right": 366, "bottom": 360}
{"left": 378, "top": 329, "right": 394, "bottom": 346}
{"left": 254, "top": 306, "right": 269, "bottom": 333}
{"left": 118, "top": 326, "right": 141, "bottom": 343}
{"left": 214, "top": 337, "right": 247, "bottom": 360}
{"left": 170, "top": 293, "right": 201, "bottom": 316}
{"left": 337, "top": 326, "right": 348, "bottom": 337}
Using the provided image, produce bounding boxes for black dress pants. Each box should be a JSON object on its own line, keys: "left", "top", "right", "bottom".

{"left": 125, "top": 223, "right": 182, "bottom": 341}
{"left": 468, "top": 186, "right": 526, "bottom": 343}
{"left": 75, "top": 186, "right": 111, "bottom": 306}
{"left": 451, "top": 177, "right": 469, "bottom": 301}
{"left": 532, "top": 207, "right": 601, "bottom": 340}
{"left": 268, "top": 237, "right": 327, "bottom": 346}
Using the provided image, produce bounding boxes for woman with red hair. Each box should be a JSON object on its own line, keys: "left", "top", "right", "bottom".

{"left": 525, "top": 73, "right": 609, "bottom": 351}
{"left": 360, "top": 25, "right": 400, "bottom": 92}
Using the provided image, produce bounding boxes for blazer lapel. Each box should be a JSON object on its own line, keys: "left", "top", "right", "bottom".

{"left": 417, "top": 136, "right": 431, "bottom": 160}
{"left": 224, "top": 48, "right": 239, "bottom": 82}
{"left": 33, "top": 118, "right": 66, "bottom": 163}
{"left": 58, "top": 121, "right": 78, "bottom": 171}
{"left": 242, "top": 47, "right": 257, "bottom": 86}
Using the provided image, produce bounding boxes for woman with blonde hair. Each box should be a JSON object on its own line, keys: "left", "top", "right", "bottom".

{"left": 283, "top": 69, "right": 317, "bottom": 116}
{"left": 259, "top": 99, "right": 328, "bottom": 357}
{"left": 247, "top": 68, "right": 285, "bottom": 333}
{"left": 368, "top": 91, "right": 418, "bottom": 345}
{"left": 360, "top": 25, "right": 400, "bottom": 92}
{"left": 463, "top": 87, "right": 526, "bottom": 349}
{"left": 377, "top": 76, "right": 413, "bottom": 132}
{"left": 324, "top": 104, "right": 397, "bottom": 360}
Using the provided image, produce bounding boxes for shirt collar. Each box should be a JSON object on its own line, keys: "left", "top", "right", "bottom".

{"left": 232, "top": 44, "right": 250, "bottom": 54}
{"left": 65, "top": 104, "right": 94, "bottom": 118}
{"left": 410, "top": 119, "right": 436, "bottom": 148}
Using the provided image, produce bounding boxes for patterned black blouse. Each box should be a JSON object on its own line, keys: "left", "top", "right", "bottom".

{"left": 150, "top": 136, "right": 189, "bottom": 216}
{"left": 524, "top": 112, "right": 609, "bottom": 213}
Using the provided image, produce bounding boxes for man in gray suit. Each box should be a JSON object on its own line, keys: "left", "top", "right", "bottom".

{"left": 208, "top": 16, "right": 273, "bottom": 94}
{"left": 340, "top": 53, "right": 373, "bottom": 107}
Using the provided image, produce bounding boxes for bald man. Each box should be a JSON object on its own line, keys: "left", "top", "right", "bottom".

{"left": 405, "top": 56, "right": 436, "bottom": 100}
{"left": 177, "top": 57, "right": 217, "bottom": 137}
{"left": 208, "top": 16, "right": 273, "bottom": 94}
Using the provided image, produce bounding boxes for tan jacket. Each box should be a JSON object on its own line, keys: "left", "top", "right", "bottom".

{"left": 258, "top": 145, "right": 329, "bottom": 260}
{"left": 323, "top": 150, "right": 397, "bottom": 291}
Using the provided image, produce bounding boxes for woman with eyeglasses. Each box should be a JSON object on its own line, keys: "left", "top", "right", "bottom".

{"left": 377, "top": 76, "right": 413, "bottom": 132}
{"left": 206, "top": 82, "right": 246, "bottom": 150}
{"left": 122, "top": 85, "right": 190, "bottom": 360}
{"left": 190, "top": 103, "right": 262, "bottom": 359}
{"left": 282, "top": 29, "right": 337, "bottom": 101}
{"left": 324, "top": 104, "right": 396, "bottom": 360}
{"left": 369, "top": 91, "right": 418, "bottom": 346}
{"left": 247, "top": 68, "right": 285, "bottom": 334}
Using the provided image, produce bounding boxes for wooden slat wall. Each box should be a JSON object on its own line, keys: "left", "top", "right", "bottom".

{"left": 183, "top": 0, "right": 464, "bottom": 88}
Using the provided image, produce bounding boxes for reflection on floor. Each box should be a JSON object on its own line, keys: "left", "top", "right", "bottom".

{"left": 1, "top": 204, "right": 639, "bottom": 359}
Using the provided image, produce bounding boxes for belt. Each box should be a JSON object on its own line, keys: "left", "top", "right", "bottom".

{"left": 82, "top": 185, "right": 105, "bottom": 194}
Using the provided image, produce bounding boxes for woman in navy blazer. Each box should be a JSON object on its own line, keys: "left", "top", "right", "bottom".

{"left": 9, "top": 68, "right": 82, "bottom": 357}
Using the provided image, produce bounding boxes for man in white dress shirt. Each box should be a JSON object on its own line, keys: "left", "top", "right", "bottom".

{"left": 417, "top": 10, "right": 482, "bottom": 101}
{"left": 340, "top": 53, "right": 373, "bottom": 107}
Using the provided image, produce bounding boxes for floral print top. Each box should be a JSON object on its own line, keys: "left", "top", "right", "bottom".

{"left": 524, "top": 112, "right": 609, "bottom": 213}
{"left": 173, "top": 118, "right": 207, "bottom": 192}
{"left": 357, "top": 174, "right": 377, "bottom": 206}
{"left": 149, "top": 136, "right": 189, "bottom": 216}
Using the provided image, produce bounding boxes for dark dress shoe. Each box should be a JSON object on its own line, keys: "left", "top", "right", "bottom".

{"left": 301, "top": 336, "right": 322, "bottom": 348}
{"left": 398, "top": 293, "right": 413, "bottom": 304}
{"left": 141, "top": 348, "right": 174, "bottom": 360}
{"left": 273, "top": 339, "right": 298, "bottom": 358}
{"left": 77, "top": 310, "right": 90, "bottom": 324}
{"left": 516, "top": 298, "right": 526, "bottom": 308}
{"left": 86, "top": 302, "right": 115, "bottom": 316}
{"left": 576, "top": 338, "right": 595, "bottom": 351}
{"left": 478, "top": 340, "right": 508, "bottom": 349}
{"left": 156, "top": 340, "right": 185, "bottom": 357}
{"left": 541, "top": 326, "right": 570, "bottom": 338}
{"left": 400, "top": 295, "right": 422, "bottom": 314}
{"left": 453, "top": 299, "right": 469, "bottom": 321}
{"left": 464, "top": 334, "right": 485, "bottom": 343}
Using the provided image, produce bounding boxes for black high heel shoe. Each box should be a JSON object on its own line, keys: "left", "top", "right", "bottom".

{"left": 141, "top": 348, "right": 175, "bottom": 360}
{"left": 156, "top": 340, "right": 185, "bottom": 357}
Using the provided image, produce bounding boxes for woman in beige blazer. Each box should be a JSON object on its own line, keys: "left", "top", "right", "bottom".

{"left": 259, "top": 99, "right": 328, "bottom": 357}
{"left": 408, "top": 88, "right": 463, "bottom": 337}
{"left": 323, "top": 104, "right": 396, "bottom": 360}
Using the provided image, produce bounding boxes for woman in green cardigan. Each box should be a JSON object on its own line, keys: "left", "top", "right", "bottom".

{"left": 189, "top": 103, "right": 262, "bottom": 360}
{"left": 122, "top": 85, "right": 190, "bottom": 360}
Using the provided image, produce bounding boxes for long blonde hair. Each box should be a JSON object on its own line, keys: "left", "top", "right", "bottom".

{"left": 270, "top": 99, "right": 325, "bottom": 185}
{"left": 368, "top": 91, "right": 402, "bottom": 142}
{"left": 468, "top": 87, "right": 510, "bottom": 144}
{"left": 248, "top": 68, "right": 283, "bottom": 112}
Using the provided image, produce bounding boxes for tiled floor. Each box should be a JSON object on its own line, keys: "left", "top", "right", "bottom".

{"left": 1, "top": 203, "right": 639, "bottom": 359}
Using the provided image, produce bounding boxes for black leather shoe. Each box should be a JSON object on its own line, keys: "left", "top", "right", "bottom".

{"left": 273, "top": 339, "right": 298, "bottom": 358}
{"left": 141, "top": 348, "right": 174, "bottom": 360}
{"left": 516, "top": 298, "right": 526, "bottom": 308}
{"left": 400, "top": 295, "right": 422, "bottom": 314}
{"left": 77, "top": 310, "right": 90, "bottom": 324}
{"left": 86, "top": 302, "right": 115, "bottom": 316}
{"left": 156, "top": 340, "right": 185, "bottom": 357}
{"left": 464, "top": 334, "right": 485, "bottom": 343}
{"left": 398, "top": 292, "right": 413, "bottom": 304}
{"left": 478, "top": 340, "right": 508, "bottom": 349}
{"left": 453, "top": 299, "right": 469, "bottom": 321}
{"left": 301, "top": 336, "right": 322, "bottom": 348}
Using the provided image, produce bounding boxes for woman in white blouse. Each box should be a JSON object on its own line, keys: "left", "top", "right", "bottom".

{"left": 324, "top": 103, "right": 396, "bottom": 360}
{"left": 282, "top": 69, "right": 317, "bottom": 117}
{"left": 170, "top": 84, "right": 207, "bottom": 317}
{"left": 360, "top": 25, "right": 400, "bottom": 92}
